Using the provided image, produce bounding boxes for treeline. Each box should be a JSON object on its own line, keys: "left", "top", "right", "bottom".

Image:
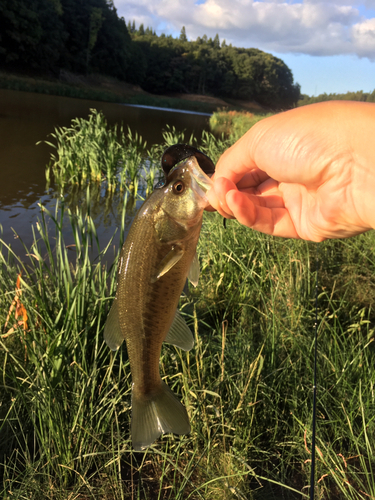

{"left": 0, "top": 0, "right": 300, "bottom": 108}
{"left": 299, "top": 90, "right": 375, "bottom": 106}
{"left": 0, "top": 0, "right": 143, "bottom": 82}
{"left": 129, "top": 25, "right": 301, "bottom": 108}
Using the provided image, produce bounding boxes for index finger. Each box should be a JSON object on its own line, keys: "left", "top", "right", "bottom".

{"left": 236, "top": 169, "right": 272, "bottom": 190}
{"left": 214, "top": 122, "right": 274, "bottom": 187}
{"left": 214, "top": 135, "right": 258, "bottom": 184}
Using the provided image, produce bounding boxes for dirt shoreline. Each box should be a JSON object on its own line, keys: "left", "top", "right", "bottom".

{"left": 1, "top": 70, "right": 266, "bottom": 114}
{"left": 62, "top": 72, "right": 266, "bottom": 111}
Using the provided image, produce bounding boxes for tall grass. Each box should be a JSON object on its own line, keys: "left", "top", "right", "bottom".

{"left": 1, "top": 113, "right": 375, "bottom": 498}
{"left": 41, "top": 109, "right": 149, "bottom": 195}
{"left": 193, "top": 216, "right": 375, "bottom": 499}
{"left": 1, "top": 201, "right": 375, "bottom": 498}
{"left": 0, "top": 197, "right": 127, "bottom": 496}
{"left": 209, "top": 110, "right": 274, "bottom": 140}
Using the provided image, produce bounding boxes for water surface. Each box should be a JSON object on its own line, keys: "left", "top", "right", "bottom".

{"left": 0, "top": 89, "right": 211, "bottom": 260}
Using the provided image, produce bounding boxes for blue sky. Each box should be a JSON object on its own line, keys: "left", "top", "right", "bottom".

{"left": 115, "top": 0, "right": 375, "bottom": 97}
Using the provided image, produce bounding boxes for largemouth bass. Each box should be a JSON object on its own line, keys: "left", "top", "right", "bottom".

{"left": 104, "top": 154, "right": 212, "bottom": 451}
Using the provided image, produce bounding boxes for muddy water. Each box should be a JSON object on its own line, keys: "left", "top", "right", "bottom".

{"left": 0, "top": 89, "right": 211, "bottom": 260}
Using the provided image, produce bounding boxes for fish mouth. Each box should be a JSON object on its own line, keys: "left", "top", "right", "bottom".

{"left": 186, "top": 156, "right": 213, "bottom": 203}
{"left": 161, "top": 144, "right": 215, "bottom": 179}
{"left": 160, "top": 144, "right": 215, "bottom": 205}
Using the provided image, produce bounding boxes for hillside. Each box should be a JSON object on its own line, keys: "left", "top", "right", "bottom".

{"left": 0, "top": 0, "right": 300, "bottom": 109}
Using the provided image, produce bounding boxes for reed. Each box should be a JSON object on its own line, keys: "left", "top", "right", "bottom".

{"left": 1, "top": 120, "right": 375, "bottom": 498}
{"left": 1, "top": 202, "right": 375, "bottom": 498}
{"left": 41, "top": 109, "right": 149, "bottom": 195}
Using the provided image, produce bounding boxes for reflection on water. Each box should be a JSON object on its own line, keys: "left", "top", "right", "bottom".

{"left": 0, "top": 89, "right": 211, "bottom": 261}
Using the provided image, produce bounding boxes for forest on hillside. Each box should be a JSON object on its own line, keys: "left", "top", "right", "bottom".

{"left": 128, "top": 24, "right": 301, "bottom": 108}
{"left": 0, "top": 0, "right": 301, "bottom": 108}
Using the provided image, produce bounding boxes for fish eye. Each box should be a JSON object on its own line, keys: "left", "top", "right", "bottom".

{"left": 173, "top": 181, "right": 185, "bottom": 194}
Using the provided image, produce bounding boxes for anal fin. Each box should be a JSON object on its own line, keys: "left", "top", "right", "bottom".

{"left": 104, "top": 298, "right": 124, "bottom": 351}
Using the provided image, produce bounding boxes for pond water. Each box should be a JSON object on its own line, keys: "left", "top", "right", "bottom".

{"left": 0, "top": 89, "right": 212, "bottom": 263}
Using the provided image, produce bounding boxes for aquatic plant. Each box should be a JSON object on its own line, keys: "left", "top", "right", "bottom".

{"left": 41, "top": 113, "right": 230, "bottom": 200}
{"left": 41, "top": 109, "right": 149, "bottom": 195}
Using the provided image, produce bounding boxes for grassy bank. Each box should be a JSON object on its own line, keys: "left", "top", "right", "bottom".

{"left": 209, "top": 110, "right": 274, "bottom": 140}
{"left": 1, "top": 114, "right": 375, "bottom": 499}
{"left": 0, "top": 71, "right": 225, "bottom": 114}
{"left": 1, "top": 204, "right": 375, "bottom": 499}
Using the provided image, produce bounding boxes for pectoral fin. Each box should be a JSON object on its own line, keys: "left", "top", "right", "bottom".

{"left": 104, "top": 298, "right": 124, "bottom": 351}
{"left": 164, "top": 310, "right": 194, "bottom": 351}
{"left": 151, "top": 246, "right": 184, "bottom": 282}
{"left": 188, "top": 251, "right": 200, "bottom": 287}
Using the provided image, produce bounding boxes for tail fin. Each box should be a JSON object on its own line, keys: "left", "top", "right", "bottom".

{"left": 131, "top": 381, "right": 190, "bottom": 451}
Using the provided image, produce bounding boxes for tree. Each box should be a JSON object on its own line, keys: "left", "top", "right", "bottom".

{"left": 0, "top": 0, "right": 66, "bottom": 72}
{"left": 0, "top": 3, "right": 300, "bottom": 108}
{"left": 59, "top": 0, "right": 91, "bottom": 73}
{"left": 179, "top": 26, "right": 187, "bottom": 42}
{"left": 86, "top": 7, "right": 103, "bottom": 72}
{"left": 89, "top": 1, "right": 135, "bottom": 80}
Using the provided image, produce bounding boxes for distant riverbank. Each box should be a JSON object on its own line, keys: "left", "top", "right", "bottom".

{"left": 0, "top": 70, "right": 264, "bottom": 115}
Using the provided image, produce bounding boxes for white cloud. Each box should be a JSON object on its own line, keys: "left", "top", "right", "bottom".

{"left": 351, "top": 17, "right": 375, "bottom": 57}
{"left": 115, "top": 0, "right": 375, "bottom": 60}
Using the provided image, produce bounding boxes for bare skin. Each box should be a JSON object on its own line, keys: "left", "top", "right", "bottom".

{"left": 207, "top": 101, "right": 375, "bottom": 242}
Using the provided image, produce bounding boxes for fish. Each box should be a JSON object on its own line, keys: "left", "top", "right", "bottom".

{"left": 103, "top": 153, "right": 213, "bottom": 451}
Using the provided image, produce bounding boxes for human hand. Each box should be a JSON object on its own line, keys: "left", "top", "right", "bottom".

{"left": 207, "top": 101, "right": 375, "bottom": 241}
